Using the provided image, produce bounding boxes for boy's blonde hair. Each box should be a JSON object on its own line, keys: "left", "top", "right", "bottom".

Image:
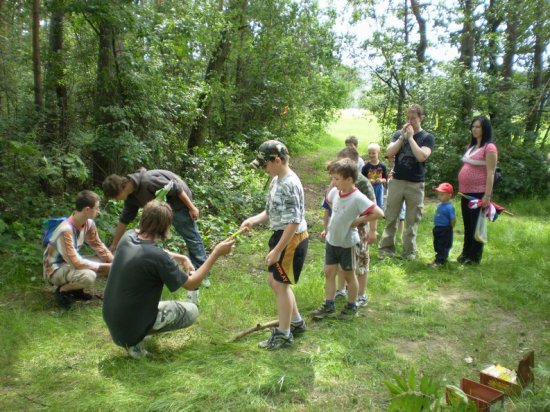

{"left": 367, "top": 143, "right": 381, "bottom": 152}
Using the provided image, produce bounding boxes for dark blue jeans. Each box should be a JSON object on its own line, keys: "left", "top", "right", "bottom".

{"left": 172, "top": 207, "right": 208, "bottom": 270}
{"left": 433, "top": 225, "right": 453, "bottom": 264}
{"left": 460, "top": 193, "right": 484, "bottom": 263}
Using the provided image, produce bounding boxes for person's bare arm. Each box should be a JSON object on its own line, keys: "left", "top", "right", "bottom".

{"left": 182, "top": 238, "right": 235, "bottom": 290}
{"left": 482, "top": 151, "right": 498, "bottom": 207}
{"left": 178, "top": 191, "right": 200, "bottom": 220}
{"left": 110, "top": 222, "right": 128, "bottom": 252}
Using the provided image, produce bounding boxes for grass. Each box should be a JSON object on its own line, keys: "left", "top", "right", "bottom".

{"left": 1, "top": 111, "right": 549, "bottom": 411}
{"left": 326, "top": 109, "right": 382, "bottom": 144}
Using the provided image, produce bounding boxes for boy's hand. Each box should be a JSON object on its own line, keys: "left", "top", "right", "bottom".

{"left": 174, "top": 255, "right": 194, "bottom": 273}
{"left": 213, "top": 238, "right": 236, "bottom": 257}
{"left": 320, "top": 230, "right": 327, "bottom": 240}
{"left": 240, "top": 218, "right": 254, "bottom": 231}
{"left": 265, "top": 249, "right": 280, "bottom": 266}
{"left": 366, "top": 230, "right": 377, "bottom": 245}
{"left": 189, "top": 205, "right": 200, "bottom": 220}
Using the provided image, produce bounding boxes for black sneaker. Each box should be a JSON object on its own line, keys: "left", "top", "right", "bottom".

{"left": 337, "top": 305, "right": 358, "bottom": 320}
{"left": 258, "top": 328, "right": 294, "bottom": 350}
{"left": 68, "top": 289, "right": 93, "bottom": 301}
{"left": 311, "top": 303, "right": 336, "bottom": 320}
{"left": 55, "top": 287, "right": 73, "bottom": 309}
{"left": 290, "top": 320, "right": 306, "bottom": 336}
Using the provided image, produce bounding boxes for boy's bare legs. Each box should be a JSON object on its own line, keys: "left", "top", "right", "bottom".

{"left": 341, "top": 270, "right": 358, "bottom": 305}
{"left": 268, "top": 274, "right": 298, "bottom": 332}
{"left": 324, "top": 264, "right": 338, "bottom": 300}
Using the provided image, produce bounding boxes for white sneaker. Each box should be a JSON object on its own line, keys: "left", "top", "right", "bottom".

{"left": 356, "top": 295, "right": 368, "bottom": 307}
{"left": 201, "top": 277, "right": 211, "bottom": 288}
{"left": 128, "top": 342, "right": 149, "bottom": 359}
{"left": 187, "top": 289, "right": 199, "bottom": 305}
{"left": 335, "top": 289, "right": 348, "bottom": 300}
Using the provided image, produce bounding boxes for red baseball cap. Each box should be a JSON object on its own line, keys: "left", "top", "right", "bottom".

{"left": 434, "top": 182, "right": 454, "bottom": 194}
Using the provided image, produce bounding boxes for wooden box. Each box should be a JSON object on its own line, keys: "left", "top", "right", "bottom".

{"left": 479, "top": 351, "right": 534, "bottom": 395}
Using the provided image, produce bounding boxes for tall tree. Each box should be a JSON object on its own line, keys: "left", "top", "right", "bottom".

{"left": 188, "top": 0, "right": 241, "bottom": 150}
{"left": 43, "top": 0, "right": 67, "bottom": 145}
{"left": 524, "top": 0, "right": 549, "bottom": 145}
{"left": 458, "top": 0, "right": 475, "bottom": 124}
{"left": 410, "top": 0, "right": 427, "bottom": 75}
{"left": 32, "top": 0, "right": 42, "bottom": 111}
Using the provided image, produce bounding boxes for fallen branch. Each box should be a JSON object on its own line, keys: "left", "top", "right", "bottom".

{"left": 230, "top": 320, "right": 279, "bottom": 342}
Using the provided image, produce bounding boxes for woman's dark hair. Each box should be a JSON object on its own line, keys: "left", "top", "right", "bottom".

{"left": 469, "top": 116, "right": 494, "bottom": 148}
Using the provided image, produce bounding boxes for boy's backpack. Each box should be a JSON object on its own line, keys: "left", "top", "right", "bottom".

{"left": 41, "top": 217, "right": 67, "bottom": 247}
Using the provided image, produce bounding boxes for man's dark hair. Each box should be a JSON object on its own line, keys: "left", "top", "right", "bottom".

{"left": 75, "top": 190, "right": 100, "bottom": 211}
{"left": 102, "top": 175, "right": 128, "bottom": 199}
{"left": 139, "top": 200, "right": 173, "bottom": 241}
{"left": 328, "top": 158, "right": 358, "bottom": 182}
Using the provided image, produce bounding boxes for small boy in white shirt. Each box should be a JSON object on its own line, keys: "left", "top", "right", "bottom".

{"left": 313, "top": 158, "right": 384, "bottom": 320}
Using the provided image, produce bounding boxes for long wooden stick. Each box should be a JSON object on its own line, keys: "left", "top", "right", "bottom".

{"left": 457, "top": 192, "right": 514, "bottom": 216}
{"left": 230, "top": 320, "right": 279, "bottom": 341}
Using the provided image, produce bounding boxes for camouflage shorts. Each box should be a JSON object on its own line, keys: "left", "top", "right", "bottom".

{"left": 355, "top": 239, "right": 370, "bottom": 277}
{"left": 150, "top": 301, "right": 199, "bottom": 335}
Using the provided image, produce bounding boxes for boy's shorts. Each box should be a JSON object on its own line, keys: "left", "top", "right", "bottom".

{"left": 268, "top": 230, "right": 309, "bottom": 284}
{"left": 325, "top": 242, "right": 359, "bottom": 272}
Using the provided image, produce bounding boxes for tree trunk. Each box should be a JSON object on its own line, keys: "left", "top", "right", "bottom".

{"left": 485, "top": 0, "right": 501, "bottom": 75}
{"left": 410, "top": 0, "right": 426, "bottom": 74}
{"left": 502, "top": 2, "right": 519, "bottom": 81}
{"left": 43, "top": 0, "right": 67, "bottom": 146}
{"left": 524, "top": 2, "right": 545, "bottom": 145}
{"left": 188, "top": 0, "right": 241, "bottom": 150}
{"left": 0, "top": 0, "right": 5, "bottom": 114}
{"left": 32, "top": 0, "right": 42, "bottom": 112}
{"left": 92, "top": 20, "right": 123, "bottom": 181}
{"left": 458, "top": 0, "right": 475, "bottom": 124}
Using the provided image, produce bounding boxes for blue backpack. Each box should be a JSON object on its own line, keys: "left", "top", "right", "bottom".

{"left": 41, "top": 217, "right": 67, "bottom": 247}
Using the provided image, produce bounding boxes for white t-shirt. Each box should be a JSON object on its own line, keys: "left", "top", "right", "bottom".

{"left": 325, "top": 187, "right": 375, "bottom": 247}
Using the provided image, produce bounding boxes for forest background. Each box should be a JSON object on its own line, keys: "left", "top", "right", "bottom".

{"left": 1, "top": 0, "right": 549, "bottom": 244}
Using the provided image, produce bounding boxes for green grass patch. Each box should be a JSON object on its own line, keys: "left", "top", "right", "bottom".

{"left": 326, "top": 109, "right": 382, "bottom": 146}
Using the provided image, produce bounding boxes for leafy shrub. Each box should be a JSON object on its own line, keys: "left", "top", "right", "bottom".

{"left": 175, "top": 142, "right": 266, "bottom": 247}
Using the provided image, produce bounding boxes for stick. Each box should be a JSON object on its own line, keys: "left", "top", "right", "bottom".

{"left": 230, "top": 320, "right": 279, "bottom": 341}
{"left": 228, "top": 228, "right": 244, "bottom": 240}
{"left": 457, "top": 192, "right": 514, "bottom": 216}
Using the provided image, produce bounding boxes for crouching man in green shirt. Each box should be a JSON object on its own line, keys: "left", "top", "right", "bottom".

{"left": 103, "top": 200, "right": 234, "bottom": 359}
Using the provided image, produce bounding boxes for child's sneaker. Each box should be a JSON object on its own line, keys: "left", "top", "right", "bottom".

{"left": 337, "top": 305, "right": 358, "bottom": 320}
{"left": 290, "top": 320, "right": 306, "bottom": 336}
{"left": 54, "top": 287, "right": 73, "bottom": 309}
{"left": 127, "top": 342, "right": 149, "bottom": 359}
{"left": 356, "top": 295, "right": 368, "bottom": 307}
{"left": 258, "top": 328, "right": 293, "bottom": 350}
{"left": 334, "top": 288, "right": 348, "bottom": 300}
{"left": 187, "top": 289, "right": 199, "bottom": 305}
{"left": 311, "top": 303, "right": 335, "bottom": 320}
{"left": 68, "top": 289, "right": 93, "bottom": 301}
{"left": 201, "top": 277, "right": 211, "bottom": 288}
{"left": 428, "top": 261, "right": 443, "bottom": 269}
